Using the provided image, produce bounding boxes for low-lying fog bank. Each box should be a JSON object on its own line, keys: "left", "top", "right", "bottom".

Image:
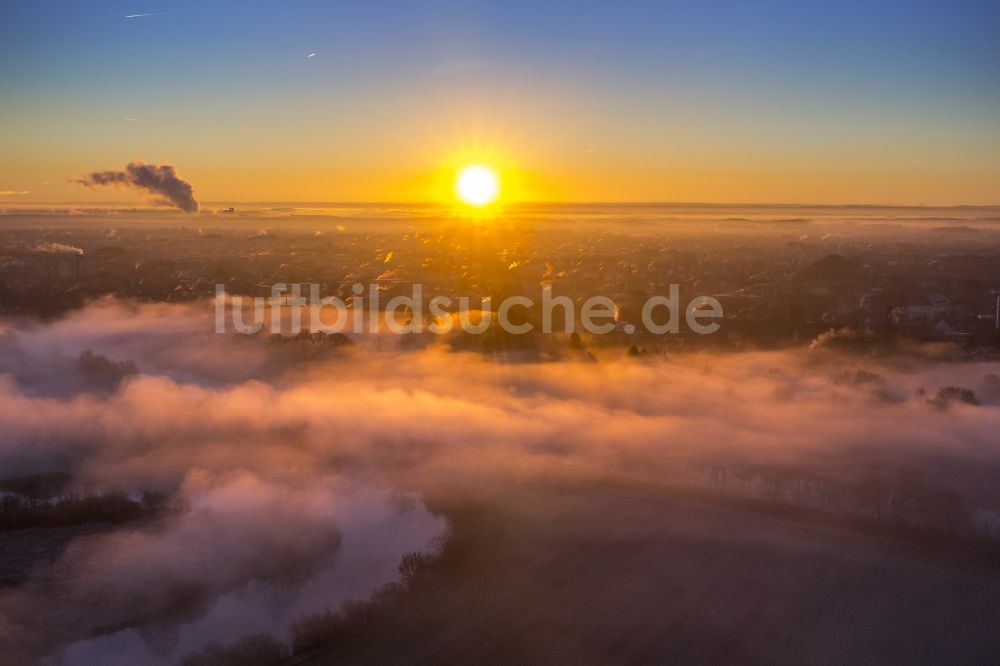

{"left": 1, "top": 299, "right": 998, "bottom": 662}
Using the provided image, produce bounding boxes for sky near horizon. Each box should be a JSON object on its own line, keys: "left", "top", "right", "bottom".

{"left": 1, "top": 0, "right": 998, "bottom": 206}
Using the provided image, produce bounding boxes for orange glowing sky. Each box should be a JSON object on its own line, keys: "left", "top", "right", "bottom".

{"left": 1, "top": 1, "right": 998, "bottom": 206}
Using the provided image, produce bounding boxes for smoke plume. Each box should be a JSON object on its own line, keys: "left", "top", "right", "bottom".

{"left": 75, "top": 161, "right": 199, "bottom": 213}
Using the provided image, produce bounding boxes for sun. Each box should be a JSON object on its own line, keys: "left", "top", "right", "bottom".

{"left": 455, "top": 165, "right": 500, "bottom": 207}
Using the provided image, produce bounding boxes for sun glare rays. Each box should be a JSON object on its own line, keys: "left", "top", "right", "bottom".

{"left": 455, "top": 165, "right": 500, "bottom": 207}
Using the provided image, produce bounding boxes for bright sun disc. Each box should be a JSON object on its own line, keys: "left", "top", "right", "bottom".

{"left": 456, "top": 165, "right": 500, "bottom": 207}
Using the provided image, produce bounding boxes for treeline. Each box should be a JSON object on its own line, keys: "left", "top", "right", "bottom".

{"left": 706, "top": 463, "right": 987, "bottom": 539}
{"left": 179, "top": 550, "right": 444, "bottom": 666}
{"left": 181, "top": 505, "right": 483, "bottom": 666}
{"left": 0, "top": 490, "right": 166, "bottom": 531}
{"left": 266, "top": 330, "right": 355, "bottom": 361}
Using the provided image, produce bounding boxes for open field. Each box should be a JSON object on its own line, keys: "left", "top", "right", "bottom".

{"left": 308, "top": 482, "right": 1000, "bottom": 665}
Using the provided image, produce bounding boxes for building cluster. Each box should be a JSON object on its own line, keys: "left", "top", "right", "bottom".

{"left": 1, "top": 217, "right": 998, "bottom": 352}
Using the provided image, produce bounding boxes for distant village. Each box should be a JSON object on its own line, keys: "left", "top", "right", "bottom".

{"left": 1, "top": 213, "right": 998, "bottom": 354}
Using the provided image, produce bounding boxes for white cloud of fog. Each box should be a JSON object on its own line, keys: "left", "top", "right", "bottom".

{"left": 0, "top": 299, "right": 999, "bottom": 661}
{"left": 48, "top": 475, "right": 443, "bottom": 665}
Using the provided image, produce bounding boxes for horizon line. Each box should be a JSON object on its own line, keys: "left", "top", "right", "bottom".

{"left": 4, "top": 200, "right": 1000, "bottom": 209}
